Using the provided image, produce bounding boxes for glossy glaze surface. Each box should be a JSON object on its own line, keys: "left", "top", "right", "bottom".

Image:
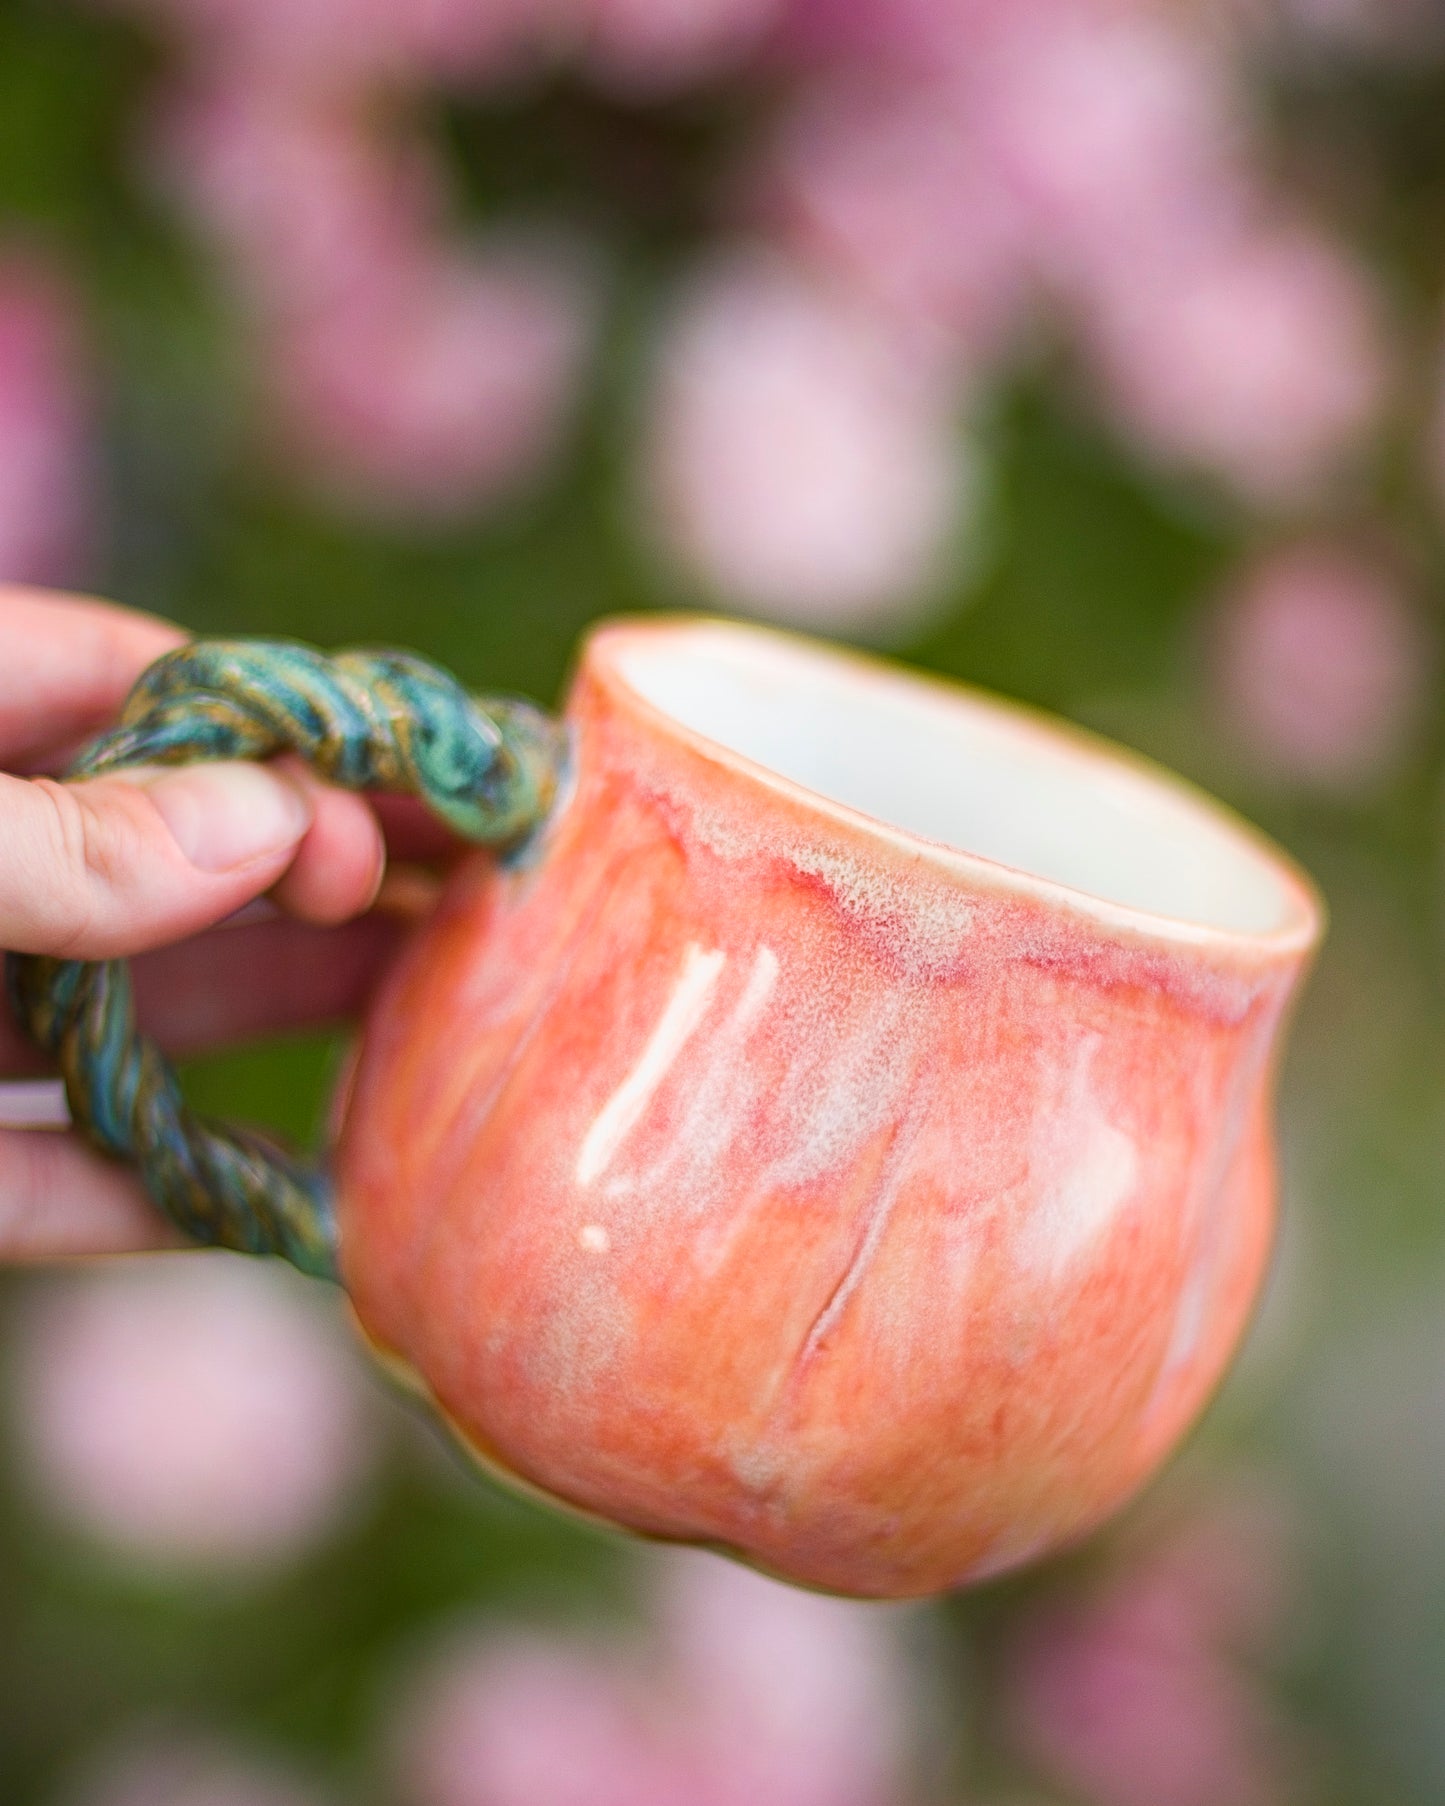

{"left": 335, "top": 619, "right": 1320, "bottom": 1598}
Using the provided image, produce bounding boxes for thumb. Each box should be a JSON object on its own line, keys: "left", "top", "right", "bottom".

{"left": 0, "top": 763, "right": 315, "bottom": 960}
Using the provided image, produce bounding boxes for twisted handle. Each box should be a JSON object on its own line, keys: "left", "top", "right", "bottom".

{"left": 6, "top": 638, "right": 567, "bottom": 1280}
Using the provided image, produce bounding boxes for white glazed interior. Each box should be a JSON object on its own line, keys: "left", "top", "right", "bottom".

{"left": 612, "top": 621, "right": 1313, "bottom": 941}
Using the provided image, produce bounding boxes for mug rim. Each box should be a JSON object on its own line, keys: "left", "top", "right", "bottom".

{"left": 580, "top": 613, "right": 1324, "bottom": 961}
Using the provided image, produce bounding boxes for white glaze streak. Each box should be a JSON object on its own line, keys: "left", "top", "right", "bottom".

{"left": 1020, "top": 1032, "right": 1138, "bottom": 1279}
{"left": 729, "top": 944, "right": 779, "bottom": 1034}
{"left": 576, "top": 942, "right": 727, "bottom": 1185}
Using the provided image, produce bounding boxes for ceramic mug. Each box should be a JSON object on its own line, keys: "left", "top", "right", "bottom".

{"left": 331, "top": 615, "right": 1321, "bottom": 1599}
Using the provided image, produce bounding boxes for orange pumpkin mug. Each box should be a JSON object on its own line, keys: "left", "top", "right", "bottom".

{"left": 12, "top": 616, "right": 1323, "bottom": 1598}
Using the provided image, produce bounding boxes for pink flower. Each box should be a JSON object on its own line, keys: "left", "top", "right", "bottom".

{"left": 146, "top": 85, "right": 595, "bottom": 519}
{"left": 61, "top": 1733, "right": 331, "bottom": 1806}
{"left": 970, "top": 10, "right": 1245, "bottom": 279}
{"left": 986, "top": 16, "right": 1388, "bottom": 506}
{"left": 770, "top": 1, "right": 1390, "bottom": 510}
{"left": 1004, "top": 1484, "right": 1306, "bottom": 1806}
{"left": 13, "top": 1253, "right": 379, "bottom": 1571}
{"left": 657, "top": 1548, "right": 914, "bottom": 1806}
{"left": 394, "top": 1634, "right": 695, "bottom": 1806}
{"left": 1211, "top": 541, "right": 1427, "bottom": 789}
{"left": 0, "top": 251, "right": 94, "bottom": 585}
{"left": 1081, "top": 223, "right": 1387, "bottom": 503}
{"left": 148, "top": 86, "right": 446, "bottom": 318}
{"left": 582, "top": 0, "right": 789, "bottom": 93}
{"left": 777, "top": 0, "right": 1025, "bottom": 75}
{"left": 757, "top": 77, "right": 1034, "bottom": 369}
{"left": 1008, "top": 1599, "right": 1292, "bottom": 1806}
{"left": 389, "top": 1547, "right": 921, "bottom": 1806}
{"left": 267, "top": 238, "right": 594, "bottom": 519}
{"left": 644, "top": 250, "right": 969, "bottom": 633}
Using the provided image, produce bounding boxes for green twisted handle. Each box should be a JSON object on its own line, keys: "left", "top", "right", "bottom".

{"left": 6, "top": 638, "right": 568, "bottom": 1281}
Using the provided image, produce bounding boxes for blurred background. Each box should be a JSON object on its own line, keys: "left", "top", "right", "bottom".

{"left": 1, "top": 0, "right": 1444, "bottom": 1800}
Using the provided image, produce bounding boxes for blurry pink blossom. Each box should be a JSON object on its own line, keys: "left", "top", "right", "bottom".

{"left": 13, "top": 1253, "right": 378, "bottom": 1570}
{"left": 1007, "top": 1598, "right": 1293, "bottom": 1806}
{"left": 149, "top": 86, "right": 446, "bottom": 317}
{"left": 971, "top": 10, "right": 1246, "bottom": 275}
{"left": 267, "top": 239, "right": 594, "bottom": 519}
{"left": 395, "top": 1634, "right": 694, "bottom": 1806}
{"left": 583, "top": 0, "right": 789, "bottom": 92}
{"left": 645, "top": 250, "right": 968, "bottom": 633}
{"left": 657, "top": 1547, "right": 914, "bottom": 1806}
{"left": 391, "top": 1547, "right": 920, "bottom": 1806}
{"left": 1082, "top": 225, "right": 1386, "bottom": 502}
{"left": 772, "top": 1, "right": 1390, "bottom": 508}
{"left": 758, "top": 78, "right": 1033, "bottom": 368}
{"left": 62, "top": 1733, "right": 331, "bottom": 1806}
{"left": 146, "top": 87, "right": 595, "bottom": 519}
{"left": 777, "top": 0, "right": 1026, "bottom": 75}
{"left": 0, "top": 252, "right": 93, "bottom": 585}
{"left": 1004, "top": 1484, "right": 1305, "bottom": 1806}
{"left": 1212, "top": 541, "right": 1427, "bottom": 788}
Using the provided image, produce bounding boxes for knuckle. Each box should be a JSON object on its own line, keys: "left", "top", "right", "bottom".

{"left": 28, "top": 777, "right": 135, "bottom": 956}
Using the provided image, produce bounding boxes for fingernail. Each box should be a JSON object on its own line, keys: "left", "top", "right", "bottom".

{"left": 138, "top": 763, "right": 313, "bottom": 873}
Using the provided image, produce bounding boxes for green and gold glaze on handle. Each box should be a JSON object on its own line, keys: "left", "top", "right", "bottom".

{"left": 6, "top": 637, "right": 568, "bottom": 1280}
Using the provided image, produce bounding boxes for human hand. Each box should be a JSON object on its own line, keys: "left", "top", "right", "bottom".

{"left": 0, "top": 588, "right": 432, "bottom": 1260}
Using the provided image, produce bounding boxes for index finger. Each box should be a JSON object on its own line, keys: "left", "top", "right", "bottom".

{"left": 0, "top": 587, "right": 185, "bottom": 771}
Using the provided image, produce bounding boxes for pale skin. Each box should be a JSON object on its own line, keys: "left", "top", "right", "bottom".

{"left": 0, "top": 587, "right": 454, "bottom": 1260}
